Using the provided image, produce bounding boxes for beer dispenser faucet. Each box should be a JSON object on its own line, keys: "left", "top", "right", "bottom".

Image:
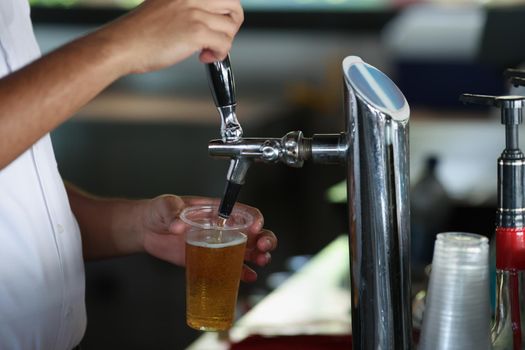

{"left": 207, "top": 56, "right": 412, "bottom": 349}
{"left": 206, "top": 55, "right": 246, "bottom": 219}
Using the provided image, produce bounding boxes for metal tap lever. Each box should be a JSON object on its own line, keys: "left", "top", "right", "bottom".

{"left": 206, "top": 55, "right": 243, "bottom": 143}
{"left": 208, "top": 132, "right": 347, "bottom": 167}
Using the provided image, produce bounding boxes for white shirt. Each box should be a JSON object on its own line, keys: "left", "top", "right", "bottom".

{"left": 0, "top": 1, "right": 86, "bottom": 349}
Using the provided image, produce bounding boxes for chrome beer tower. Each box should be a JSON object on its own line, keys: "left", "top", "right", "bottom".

{"left": 206, "top": 55, "right": 412, "bottom": 349}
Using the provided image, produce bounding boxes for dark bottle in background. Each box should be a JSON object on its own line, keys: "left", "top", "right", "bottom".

{"left": 410, "top": 155, "right": 453, "bottom": 283}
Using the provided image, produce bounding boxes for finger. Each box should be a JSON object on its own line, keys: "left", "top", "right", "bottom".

{"left": 159, "top": 196, "right": 185, "bottom": 233}
{"left": 230, "top": 204, "right": 263, "bottom": 234}
{"left": 256, "top": 230, "right": 277, "bottom": 252}
{"left": 199, "top": 50, "right": 220, "bottom": 64}
{"left": 245, "top": 249, "right": 272, "bottom": 267}
{"left": 181, "top": 196, "right": 221, "bottom": 207}
{"left": 193, "top": 25, "right": 233, "bottom": 62}
{"left": 157, "top": 194, "right": 186, "bottom": 218}
{"left": 246, "top": 228, "right": 274, "bottom": 253}
{"left": 199, "top": 46, "right": 230, "bottom": 63}
{"left": 169, "top": 219, "right": 191, "bottom": 234}
{"left": 144, "top": 195, "right": 185, "bottom": 233}
{"left": 193, "top": 0, "right": 244, "bottom": 27}
{"left": 190, "top": 10, "right": 239, "bottom": 39}
{"left": 240, "top": 264, "right": 258, "bottom": 283}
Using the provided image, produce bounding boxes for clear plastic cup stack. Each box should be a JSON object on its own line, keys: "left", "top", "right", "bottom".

{"left": 419, "top": 232, "right": 491, "bottom": 350}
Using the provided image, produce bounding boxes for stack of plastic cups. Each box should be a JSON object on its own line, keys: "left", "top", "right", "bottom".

{"left": 419, "top": 232, "right": 492, "bottom": 350}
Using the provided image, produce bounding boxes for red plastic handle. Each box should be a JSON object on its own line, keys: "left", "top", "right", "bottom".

{"left": 496, "top": 227, "right": 525, "bottom": 270}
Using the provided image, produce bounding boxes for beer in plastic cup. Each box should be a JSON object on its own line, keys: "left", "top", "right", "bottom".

{"left": 181, "top": 205, "right": 252, "bottom": 331}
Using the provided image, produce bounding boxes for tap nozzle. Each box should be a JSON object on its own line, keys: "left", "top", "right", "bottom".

{"left": 218, "top": 158, "right": 251, "bottom": 218}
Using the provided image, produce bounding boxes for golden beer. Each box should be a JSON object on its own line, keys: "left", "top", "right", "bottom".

{"left": 185, "top": 231, "right": 247, "bottom": 331}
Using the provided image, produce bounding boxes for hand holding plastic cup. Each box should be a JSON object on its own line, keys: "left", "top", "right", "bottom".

{"left": 181, "top": 205, "right": 253, "bottom": 332}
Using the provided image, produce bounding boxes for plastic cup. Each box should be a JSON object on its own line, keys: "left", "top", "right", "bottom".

{"left": 419, "top": 232, "right": 491, "bottom": 350}
{"left": 181, "top": 205, "right": 253, "bottom": 331}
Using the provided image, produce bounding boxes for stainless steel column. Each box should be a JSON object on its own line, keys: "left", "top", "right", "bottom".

{"left": 343, "top": 56, "right": 412, "bottom": 350}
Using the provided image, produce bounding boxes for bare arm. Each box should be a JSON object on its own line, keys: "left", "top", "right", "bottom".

{"left": 0, "top": 33, "right": 124, "bottom": 169}
{"left": 0, "top": 0, "right": 243, "bottom": 169}
{"left": 66, "top": 183, "right": 147, "bottom": 260}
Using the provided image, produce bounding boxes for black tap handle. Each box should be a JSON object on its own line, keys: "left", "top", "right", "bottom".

{"left": 459, "top": 93, "right": 498, "bottom": 107}
{"left": 460, "top": 93, "right": 525, "bottom": 126}
{"left": 460, "top": 93, "right": 525, "bottom": 107}
{"left": 206, "top": 55, "right": 236, "bottom": 108}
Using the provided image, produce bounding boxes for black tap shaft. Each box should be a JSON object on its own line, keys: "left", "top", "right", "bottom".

{"left": 218, "top": 181, "right": 242, "bottom": 219}
{"left": 206, "top": 55, "right": 236, "bottom": 108}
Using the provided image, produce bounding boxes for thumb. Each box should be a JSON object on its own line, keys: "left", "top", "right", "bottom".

{"left": 169, "top": 219, "right": 190, "bottom": 235}
{"left": 158, "top": 194, "right": 185, "bottom": 218}
{"left": 146, "top": 194, "right": 185, "bottom": 233}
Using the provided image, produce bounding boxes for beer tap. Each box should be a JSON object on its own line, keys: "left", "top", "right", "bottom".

{"left": 206, "top": 56, "right": 348, "bottom": 218}
{"left": 208, "top": 56, "right": 412, "bottom": 349}
{"left": 206, "top": 55, "right": 246, "bottom": 219}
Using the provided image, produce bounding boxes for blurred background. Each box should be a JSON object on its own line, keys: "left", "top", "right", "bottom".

{"left": 28, "top": 0, "right": 525, "bottom": 348}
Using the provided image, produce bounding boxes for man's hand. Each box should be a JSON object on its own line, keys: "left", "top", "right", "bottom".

{"left": 98, "top": 0, "right": 244, "bottom": 75}
{"left": 140, "top": 195, "right": 277, "bottom": 282}
{"left": 0, "top": 0, "right": 243, "bottom": 169}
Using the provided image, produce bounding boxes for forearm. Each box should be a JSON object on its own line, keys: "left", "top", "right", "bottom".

{"left": 0, "top": 0, "right": 243, "bottom": 170}
{"left": 0, "top": 32, "right": 127, "bottom": 169}
{"left": 66, "top": 184, "right": 146, "bottom": 260}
